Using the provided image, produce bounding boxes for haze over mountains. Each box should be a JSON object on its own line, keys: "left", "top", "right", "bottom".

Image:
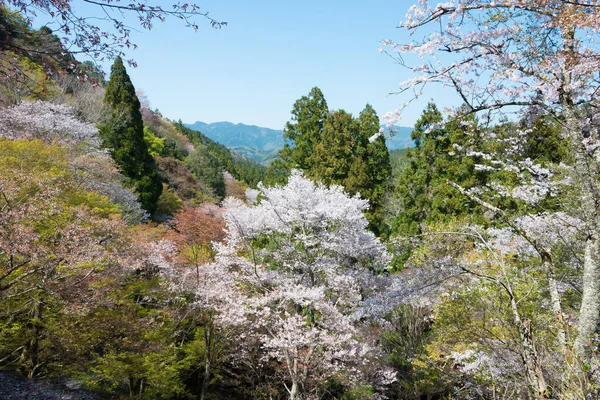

{"left": 185, "top": 121, "right": 414, "bottom": 164}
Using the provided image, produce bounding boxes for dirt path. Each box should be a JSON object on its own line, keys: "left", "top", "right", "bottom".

{"left": 0, "top": 372, "right": 100, "bottom": 399}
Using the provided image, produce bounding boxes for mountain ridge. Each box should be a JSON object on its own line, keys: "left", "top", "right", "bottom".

{"left": 185, "top": 121, "right": 414, "bottom": 164}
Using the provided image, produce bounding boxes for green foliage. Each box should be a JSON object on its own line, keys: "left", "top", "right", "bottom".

{"left": 389, "top": 148, "right": 408, "bottom": 180}
{"left": 280, "top": 86, "right": 330, "bottom": 171}
{"left": 392, "top": 102, "right": 489, "bottom": 238}
{"left": 99, "top": 57, "right": 162, "bottom": 215}
{"left": 155, "top": 156, "right": 207, "bottom": 202}
{"left": 143, "top": 126, "right": 165, "bottom": 158}
{"left": 521, "top": 115, "right": 570, "bottom": 165}
{"left": 0, "top": 139, "right": 131, "bottom": 379}
{"left": 0, "top": 6, "right": 93, "bottom": 105}
{"left": 70, "top": 276, "right": 193, "bottom": 399}
{"left": 89, "top": 349, "right": 190, "bottom": 399}
{"left": 154, "top": 183, "right": 184, "bottom": 217}
{"left": 340, "top": 385, "right": 378, "bottom": 400}
{"left": 358, "top": 104, "right": 392, "bottom": 235}
{"left": 310, "top": 109, "right": 357, "bottom": 184}
{"left": 65, "top": 190, "right": 121, "bottom": 218}
{"left": 185, "top": 145, "right": 226, "bottom": 199}
{"left": 263, "top": 158, "right": 291, "bottom": 186}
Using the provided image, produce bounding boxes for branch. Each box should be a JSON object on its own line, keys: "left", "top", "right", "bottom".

{"left": 459, "top": 265, "right": 513, "bottom": 298}
{"left": 0, "top": 257, "right": 32, "bottom": 284}
{"left": 80, "top": 0, "right": 226, "bottom": 27}
{"left": 446, "top": 180, "right": 553, "bottom": 263}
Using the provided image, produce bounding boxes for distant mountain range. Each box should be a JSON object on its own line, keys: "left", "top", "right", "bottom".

{"left": 185, "top": 121, "right": 283, "bottom": 163}
{"left": 185, "top": 121, "right": 414, "bottom": 164}
{"left": 383, "top": 126, "right": 414, "bottom": 150}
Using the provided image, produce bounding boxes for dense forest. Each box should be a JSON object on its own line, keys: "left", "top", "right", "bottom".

{"left": 2, "top": 1, "right": 600, "bottom": 399}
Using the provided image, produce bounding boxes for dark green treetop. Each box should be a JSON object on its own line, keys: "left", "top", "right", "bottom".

{"left": 279, "top": 86, "right": 329, "bottom": 171}
{"left": 99, "top": 57, "right": 162, "bottom": 215}
{"left": 392, "top": 102, "right": 488, "bottom": 237}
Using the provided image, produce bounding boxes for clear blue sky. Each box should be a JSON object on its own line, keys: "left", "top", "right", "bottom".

{"left": 41, "top": 1, "right": 460, "bottom": 130}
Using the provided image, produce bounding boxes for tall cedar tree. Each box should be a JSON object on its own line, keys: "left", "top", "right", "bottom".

{"left": 279, "top": 86, "right": 329, "bottom": 172}
{"left": 99, "top": 57, "right": 162, "bottom": 215}
{"left": 358, "top": 104, "right": 392, "bottom": 234}
{"left": 392, "top": 103, "right": 487, "bottom": 236}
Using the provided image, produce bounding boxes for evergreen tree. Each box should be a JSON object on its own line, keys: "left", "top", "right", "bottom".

{"left": 310, "top": 109, "right": 357, "bottom": 185}
{"left": 392, "top": 103, "right": 487, "bottom": 236}
{"left": 359, "top": 104, "right": 392, "bottom": 235}
{"left": 521, "top": 115, "right": 570, "bottom": 165}
{"left": 99, "top": 57, "right": 162, "bottom": 215}
{"left": 279, "top": 86, "right": 329, "bottom": 171}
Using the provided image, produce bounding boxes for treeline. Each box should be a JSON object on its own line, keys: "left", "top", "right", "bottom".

{"left": 264, "top": 87, "right": 392, "bottom": 236}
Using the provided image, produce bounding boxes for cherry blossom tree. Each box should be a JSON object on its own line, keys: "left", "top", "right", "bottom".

{"left": 386, "top": 217, "right": 583, "bottom": 396}
{"left": 386, "top": 0, "right": 600, "bottom": 363}
{"left": 0, "top": 100, "right": 101, "bottom": 149}
{"left": 195, "top": 171, "right": 395, "bottom": 399}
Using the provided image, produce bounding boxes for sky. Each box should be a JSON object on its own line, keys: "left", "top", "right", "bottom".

{"left": 37, "top": 0, "right": 460, "bottom": 130}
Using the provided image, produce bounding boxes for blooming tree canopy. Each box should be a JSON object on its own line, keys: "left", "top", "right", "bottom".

{"left": 172, "top": 171, "right": 394, "bottom": 399}
{"left": 0, "top": 100, "right": 100, "bottom": 149}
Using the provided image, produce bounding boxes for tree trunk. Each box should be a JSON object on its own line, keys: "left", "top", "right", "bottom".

{"left": 288, "top": 357, "right": 299, "bottom": 400}
{"left": 200, "top": 322, "right": 212, "bottom": 400}
{"left": 28, "top": 297, "right": 43, "bottom": 379}
{"left": 543, "top": 258, "right": 567, "bottom": 351}
{"left": 511, "top": 311, "right": 547, "bottom": 396}
{"left": 574, "top": 238, "right": 600, "bottom": 356}
{"left": 563, "top": 103, "right": 600, "bottom": 360}
{"left": 289, "top": 380, "right": 298, "bottom": 400}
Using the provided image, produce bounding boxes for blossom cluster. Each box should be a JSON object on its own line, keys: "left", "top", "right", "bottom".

{"left": 0, "top": 101, "right": 101, "bottom": 150}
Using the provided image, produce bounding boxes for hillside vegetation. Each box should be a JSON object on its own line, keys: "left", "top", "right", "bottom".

{"left": 2, "top": 2, "right": 600, "bottom": 400}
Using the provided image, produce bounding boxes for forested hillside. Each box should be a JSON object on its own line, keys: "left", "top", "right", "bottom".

{"left": 2, "top": 1, "right": 600, "bottom": 399}
{"left": 185, "top": 121, "right": 284, "bottom": 164}
{"left": 183, "top": 122, "right": 414, "bottom": 165}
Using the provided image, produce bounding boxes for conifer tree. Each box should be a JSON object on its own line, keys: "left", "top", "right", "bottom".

{"left": 359, "top": 104, "right": 392, "bottom": 235}
{"left": 99, "top": 57, "right": 162, "bottom": 215}
{"left": 310, "top": 109, "right": 357, "bottom": 185}
{"left": 392, "top": 103, "right": 487, "bottom": 236}
{"left": 274, "top": 89, "right": 391, "bottom": 235}
{"left": 279, "top": 86, "right": 329, "bottom": 171}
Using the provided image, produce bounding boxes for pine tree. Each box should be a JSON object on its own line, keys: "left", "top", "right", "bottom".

{"left": 99, "top": 57, "right": 162, "bottom": 215}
